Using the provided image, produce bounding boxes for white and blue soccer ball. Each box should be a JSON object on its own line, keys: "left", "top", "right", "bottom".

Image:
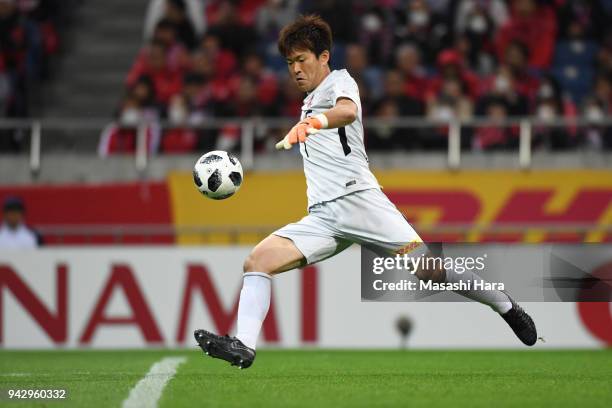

{"left": 193, "top": 150, "right": 243, "bottom": 200}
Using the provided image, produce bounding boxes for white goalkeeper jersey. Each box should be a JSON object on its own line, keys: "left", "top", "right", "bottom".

{"left": 299, "top": 69, "right": 380, "bottom": 209}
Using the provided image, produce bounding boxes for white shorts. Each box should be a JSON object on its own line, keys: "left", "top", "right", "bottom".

{"left": 273, "top": 188, "right": 426, "bottom": 265}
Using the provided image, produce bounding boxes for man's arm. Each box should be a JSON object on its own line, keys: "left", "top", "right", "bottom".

{"left": 276, "top": 98, "right": 358, "bottom": 150}
{"left": 322, "top": 98, "right": 358, "bottom": 129}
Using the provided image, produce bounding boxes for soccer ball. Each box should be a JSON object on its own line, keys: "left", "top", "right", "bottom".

{"left": 193, "top": 151, "right": 243, "bottom": 200}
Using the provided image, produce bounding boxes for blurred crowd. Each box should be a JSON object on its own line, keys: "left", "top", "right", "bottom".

{"left": 103, "top": 0, "right": 612, "bottom": 154}
{"left": 0, "top": 0, "right": 65, "bottom": 151}
{"left": 46, "top": 1, "right": 612, "bottom": 153}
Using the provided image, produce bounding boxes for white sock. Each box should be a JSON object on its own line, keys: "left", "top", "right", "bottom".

{"left": 444, "top": 269, "right": 512, "bottom": 314}
{"left": 235, "top": 272, "right": 271, "bottom": 349}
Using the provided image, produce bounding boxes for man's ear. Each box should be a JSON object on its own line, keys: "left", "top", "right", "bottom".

{"left": 319, "top": 50, "right": 330, "bottom": 65}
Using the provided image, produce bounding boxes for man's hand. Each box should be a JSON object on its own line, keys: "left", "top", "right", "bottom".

{"left": 276, "top": 114, "right": 328, "bottom": 150}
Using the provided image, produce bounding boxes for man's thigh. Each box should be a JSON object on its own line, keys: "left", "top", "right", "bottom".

{"left": 247, "top": 234, "right": 307, "bottom": 274}
{"left": 335, "top": 189, "right": 427, "bottom": 257}
{"left": 273, "top": 211, "right": 352, "bottom": 267}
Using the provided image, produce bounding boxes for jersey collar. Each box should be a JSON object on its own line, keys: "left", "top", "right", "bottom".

{"left": 304, "top": 69, "right": 337, "bottom": 102}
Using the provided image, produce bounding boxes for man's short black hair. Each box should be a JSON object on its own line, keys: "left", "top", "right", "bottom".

{"left": 278, "top": 14, "right": 333, "bottom": 59}
{"left": 3, "top": 196, "right": 25, "bottom": 212}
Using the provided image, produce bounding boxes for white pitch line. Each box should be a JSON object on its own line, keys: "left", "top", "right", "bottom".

{"left": 122, "top": 356, "right": 186, "bottom": 408}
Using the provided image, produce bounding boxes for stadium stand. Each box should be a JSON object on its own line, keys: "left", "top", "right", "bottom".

{"left": 0, "top": 0, "right": 608, "bottom": 155}
{"left": 99, "top": 0, "right": 612, "bottom": 154}
{"left": 0, "top": 0, "right": 74, "bottom": 152}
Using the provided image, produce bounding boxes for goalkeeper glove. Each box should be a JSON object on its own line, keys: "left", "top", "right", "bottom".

{"left": 276, "top": 113, "right": 328, "bottom": 150}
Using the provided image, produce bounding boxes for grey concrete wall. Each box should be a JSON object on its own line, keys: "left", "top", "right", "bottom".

{"left": 1, "top": 152, "right": 612, "bottom": 184}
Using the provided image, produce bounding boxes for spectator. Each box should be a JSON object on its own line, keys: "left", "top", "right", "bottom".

{"left": 455, "top": 0, "right": 508, "bottom": 34}
{"left": 161, "top": 93, "right": 199, "bottom": 153}
{"left": 358, "top": 6, "right": 395, "bottom": 67}
{"left": 345, "top": 43, "right": 383, "bottom": 100}
{"left": 426, "top": 77, "right": 473, "bottom": 149}
{"left": 183, "top": 70, "right": 213, "bottom": 113}
{"left": 206, "top": 1, "right": 258, "bottom": 58}
{"left": 241, "top": 52, "right": 278, "bottom": 113}
{"left": 581, "top": 74, "right": 612, "bottom": 149}
{"left": 126, "top": 40, "right": 184, "bottom": 104}
{"left": 454, "top": 1, "right": 500, "bottom": 75}
{"left": 256, "top": 0, "right": 298, "bottom": 42}
{"left": 427, "top": 77, "right": 474, "bottom": 121}
{"left": 369, "top": 98, "right": 403, "bottom": 151}
{"left": 255, "top": 0, "right": 298, "bottom": 71}
{"left": 496, "top": 0, "right": 557, "bottom": 69}
{"left": 182, "top": 72, "right": 219, "bottom": 151}
{"left": 187, "top": 49, "right": 239, "bottom": 114}
{"left": 478, "top": 65, "right": 529, "bottom": 116}
{"left": 375, "top": 69, "right": 423, "bottom": 117}
{"left": 0, "top": 0, "right": 67, "bottom": 152}
{"left": 0, "top": 0, "right": 38, "bottom": 117}
{"left": 200, "top": 33, "right": 238, "bottom": 77}
{"left": 395, "top": 43, "right": 429, "bottom": 102}
{"left": 502, "top": 40, "right": 539, "bottom": 100}
{"left": 150, "top": 19, "right": 191, "bottom": 70}
{"left": 532, "top": 81, "right": 571, "bottom": 149}
{"left": 596, "top": 31, "right": 612, "bottom": 75}
{"left": 581, "top": 96, "right": 612, "bottom": 149}
{"left": 558, "top": 0, "right": 608, "bottom": 42}
{"left": 427, "top": 48, "right": 480, "bottom": 101}
{"left": 473, "top": 97, "right": 516, "bottom": 150}
{"left": 98, "top": 95, "right": 161, "bottom": 157}
{"left": 129, "top": 75, "right": 162, "bottom": 116}
{"left": 233, "top": 77, "right": 261, "bottom": 116}
{"left": 535, "top": 75, "right": 566, "bottom": 114}
{"left": 21, "top": 0, "right": 60, "bottom": 79}
{"left": 144, "top": 0, "right": 204, "bottom": 49}
{"left": 369, "top": 96, "right": 423, "bottom": 151}
{"left": 592, "top": 73, "right": 612, "bottom": 110}
{"left": 394, "top": 0, "right": 452, "bottom": 65}
{"left": 276, "top": 75, "right": 302, "bottom": 117}
{"left": 0, "top": 197, "right": 41, "bottom": 249}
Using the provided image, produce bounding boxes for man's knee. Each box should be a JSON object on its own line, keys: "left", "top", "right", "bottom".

{"left": 414, "top": 249, "right": 446, "bottom": 282}
{"left": 244, "top": 252, "right": 266, "bottom": 274}
{"left": 415, "top": 264, "right": 446, "bottom": 283}
{"left": 243, "top": 248, "right": 279, "bottom": 274}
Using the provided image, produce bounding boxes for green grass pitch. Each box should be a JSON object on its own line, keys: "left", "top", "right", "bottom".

{"left": 1, "top": 350, "right": 611, "bottom": 407}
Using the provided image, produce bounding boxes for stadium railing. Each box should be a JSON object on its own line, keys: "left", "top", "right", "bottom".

{"left": 1, "top": 117, "right": 611, "bottom": 176}
{"left": 35, "top": 223, "right": 612, "bottom": 244}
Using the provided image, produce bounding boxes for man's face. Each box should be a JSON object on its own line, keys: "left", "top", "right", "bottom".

{"left": 286, "top": 49, "right": 329, "bottom": 93}
{"left": 3, "top": 209, "right": 23, "bottom": 229}
{"left": 149, "top": 45, "right": 166, "bottom": 70}
{"left": 346, "top": 45, "right": 367, "bottom": 72}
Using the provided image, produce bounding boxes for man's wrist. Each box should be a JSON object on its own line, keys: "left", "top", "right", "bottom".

{"left": 313, "top": 113, "right": 328, "bottom": 129}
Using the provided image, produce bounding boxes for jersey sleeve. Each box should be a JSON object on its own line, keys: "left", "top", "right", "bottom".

{"left": 329, "top": 71, "right": 361, "bottom": 111}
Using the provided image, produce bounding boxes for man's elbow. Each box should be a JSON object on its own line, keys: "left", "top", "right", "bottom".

{"left": 344, "top": 107, "right": 357, "bottom": 124}
{"left": 335, "top": 99, "right": 358, "bottom": 125}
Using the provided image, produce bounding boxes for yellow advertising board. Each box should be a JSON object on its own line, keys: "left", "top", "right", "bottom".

{"left": 169, "top": 170, "right": 612, "bottom": 244}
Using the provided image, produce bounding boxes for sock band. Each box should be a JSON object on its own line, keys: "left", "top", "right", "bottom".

{"left": 243, "top": 271, "right": 272, "bottom": 280}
